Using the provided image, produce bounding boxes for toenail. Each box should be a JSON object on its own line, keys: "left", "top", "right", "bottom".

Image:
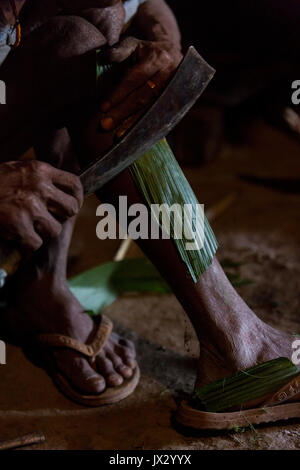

{"left": 108, "top": 374, "right": 123, "bottom": 386}
{"left": 86, "top": 375, "right": 103, "bottom": 382}
{"left": 118, "top": 365, "right": 133, "bottom": 378}
{"left": 125, "top": 359, "right": 136, "bottom": 368}
{"left": 86, "top": 376, "right": 105, "bottom": 388}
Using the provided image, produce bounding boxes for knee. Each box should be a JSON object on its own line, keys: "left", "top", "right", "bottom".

{"left": 35, "top": 16, "right": 107, "bottom": 59}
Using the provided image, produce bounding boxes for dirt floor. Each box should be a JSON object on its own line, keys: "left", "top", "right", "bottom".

{"left": 0, "top": 118, "right": 300, "bottom": 450}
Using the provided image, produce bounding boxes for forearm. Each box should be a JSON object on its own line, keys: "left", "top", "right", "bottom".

{"left": 133, "top": 0, "right": 181, "bottom": 50}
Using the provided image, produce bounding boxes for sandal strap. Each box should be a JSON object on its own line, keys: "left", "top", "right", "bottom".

{"left": 36, "top": 315, "right": 113, "bottom": 358}
{"left": 263, "top": 373, "right": 300, "bottom": 406}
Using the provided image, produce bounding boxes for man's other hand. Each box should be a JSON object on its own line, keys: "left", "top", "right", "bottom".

{"left": 0, "top": 161, "right": 83, "bottom": 251}
{"left": 98, "top": 37, "right": 183, "bottom": 131}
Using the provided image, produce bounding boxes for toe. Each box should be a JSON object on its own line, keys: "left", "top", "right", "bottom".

{"left": 96, "top": 353, "right": 124, "bottom": 387}
{"left": 105, "top": 348, "right": 134, "bottom": 379}
{"left": 118, "top": 337, "right": 135, "bottom": 352}
{"left": 53, "top": 350, "right": 106, "bottom": 395}
{"left": 114, "top": 344, "right": 136, "bottom": 369}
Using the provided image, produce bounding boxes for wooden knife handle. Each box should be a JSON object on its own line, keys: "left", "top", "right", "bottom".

{"left": 0, "top": 243, "right": 22, "bottom": 288}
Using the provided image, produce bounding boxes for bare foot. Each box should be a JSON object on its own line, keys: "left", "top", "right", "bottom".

{"left": 192, "top": 259, "right": 296, "bottom": 388}
{"left": 6, "top": 272, "right": 136, "bottom": 395}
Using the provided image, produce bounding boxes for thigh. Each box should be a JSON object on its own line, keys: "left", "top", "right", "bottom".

{"left": 0, "top": 15, "right": 107, "bottom": 161}
{"left": 34, "top": 127, "right": 81, "bottom": 173}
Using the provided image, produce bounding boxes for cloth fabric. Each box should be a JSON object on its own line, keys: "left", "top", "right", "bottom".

{"left": 0, "top": 20, "right": 16, "bottom": 67}
{"left": 123, "top": 0, "right": 147, "bottom": 24}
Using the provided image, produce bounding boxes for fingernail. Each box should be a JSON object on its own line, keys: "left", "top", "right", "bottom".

{"left": 101, "top": 101, "right": 111, "bottom": 112}
{"left": 101, "top": 117, "right": 114, "bottom": 131}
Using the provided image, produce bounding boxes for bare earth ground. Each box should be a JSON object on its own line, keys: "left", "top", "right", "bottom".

{"left": 0, "top": 119, "right": 299, "bottom": 450}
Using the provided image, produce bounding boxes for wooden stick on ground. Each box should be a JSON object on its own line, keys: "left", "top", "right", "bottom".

{"left": 206, "top": 193, "right": 237, "bottom": 223}
{"left": 114, "top": 236, "right": 133, "bottom": 262}
{"left": 0, "top": 432, "right": 45, "bottom": 451}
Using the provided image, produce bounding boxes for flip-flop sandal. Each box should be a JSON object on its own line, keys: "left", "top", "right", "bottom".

{"left": 36, "top": 314, "right": 140, "bottom": 407}
{"left": 176, "top": 373, "right": 300, "bottom": 430}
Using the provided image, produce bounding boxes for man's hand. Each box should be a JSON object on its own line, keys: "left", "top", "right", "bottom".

{"left": 99, "top": 37, "right": 183, "bottom": 131}
{"left": 60, "top": 0, "right": 125, "bottom": 46}
{"left": 0, "top": 160, "right": 83, "bottom": 251}
{"left": 22, "top": 0, "right": 125, "bottom": 46}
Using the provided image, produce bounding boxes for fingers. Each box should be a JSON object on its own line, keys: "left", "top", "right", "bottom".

{"left": 0, "top": 160, "right": 83, "bottom": 252}
{"left": 101, "top": 38, "right": 163, "bottom": 111}
{"left": 50, "top": 167, "right": 84, "bottom": 208}
{"left": 100, "top": 57, "right": 160, "bottom": 112}
{"left": 0, "top": 211, "right": 43, "bottom": 252}
{"left": 33, "top": 206, "right": 63, "bottom": 240}
{"left": 101, "top": 38, "right": 176, "bottom": 119}
{"left": 100, "top": 67, "right": 173, "bottom": 131}
{"left": 20, "top": 228, "right": 43, "bottom": 252}
{"left": 24, "top": 160, "right": 83, "bottom": 210}
{"left": 94, "top": 2, "right": 125, "bottom": 46}
{"left": 6, "top": 198, "right": 63, "bottom": 250}
{"left": 105, "top": 36, "right": 139, "bottom": 63}
{"left": 45, "top": 185, "right": 81, "bottom": 220}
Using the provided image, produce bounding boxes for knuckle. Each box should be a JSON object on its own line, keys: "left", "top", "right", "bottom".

{"left": 9, "top": 210, "right": 27, "bottom": 232}
{"left": 29, "top": 237, "right": 43, "bottom": 251}
{"left": 27, "top": 159, "right": 40, "bottom": 173}
{"left": 24, "top": 193, "right": 39, "bottom": 213}
{"left": 72, "top": 174, "right": 82, "bottom": 190}
{"left": 123, "top": 36, "right": 137, "bottom": 48}
{"left": 65, "top": 200, "right": 78, "bottom": 217}
{"left": 40, "top": 217, "right": 62, "bottom": 238}
{"left": 23, "top": 232, "right": 42, "bottom": 251}
{"left": 35, "top": 179, "right": 49, "bottom": 196}
{"left": 35, "top": 161, "right": 51, "bottom": 175}
{"left": 50, "top": 221, "right": 62, "bottom": 238}
{"left": 27, "top": 161, "right": 50, "bottom": 183}
{"left": 159, "top": 49, "right": 171, "bottom": 65}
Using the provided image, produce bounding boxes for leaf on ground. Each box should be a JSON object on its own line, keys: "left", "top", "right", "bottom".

{"left": 68, "top": 257, "right": 171, "bottom": 315}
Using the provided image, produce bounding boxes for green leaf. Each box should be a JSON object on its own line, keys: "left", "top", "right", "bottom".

{"left": 193, "top": 357, "right": 299, "bottom": 412}
{"left": 68, "top": 257, "right": 171, "bottom": 315}
{"left": 130, "top": 140, "right": 218, "bottom": 283}
{"left": 96, "top": 56, "right": 218, "bottom": 284}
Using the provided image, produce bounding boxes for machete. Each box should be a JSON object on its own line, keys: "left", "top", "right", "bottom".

{"left": 0, "top": 46, "right": 215, "bottom": 286}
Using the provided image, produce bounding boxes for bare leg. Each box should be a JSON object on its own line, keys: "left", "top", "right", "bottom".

{"left": 0, "top": 15, "right": 138, "bottom": 394}
{"left": 1, "top": 12, "right": 294, "bottom": 394}
{"left": 98, "top": 169, "right": 294, "bottom": 386}
{"left": 6, "top": 127, "right": 136, "bottom": 395}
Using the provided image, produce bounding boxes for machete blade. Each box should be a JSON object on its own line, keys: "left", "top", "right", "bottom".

{"left": 80, "top": 47, "right": 215, "bottom": 196}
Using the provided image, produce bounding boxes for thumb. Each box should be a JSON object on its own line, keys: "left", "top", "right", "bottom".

{"left": 105, "top": 36, "right": 139, "bottom": 63}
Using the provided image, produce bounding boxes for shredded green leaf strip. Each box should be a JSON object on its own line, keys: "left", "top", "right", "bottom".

{"left": 130, "top": 140, "right": 218, "bottom": 282}
{"left": 96, "top": 56, "right": 218, "bottom": 283}
{"left": 69, "top": 257, "right": 171, "bottom": 315}
{"left": 193, "top": 357, "right": 299, "bottom": 412}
